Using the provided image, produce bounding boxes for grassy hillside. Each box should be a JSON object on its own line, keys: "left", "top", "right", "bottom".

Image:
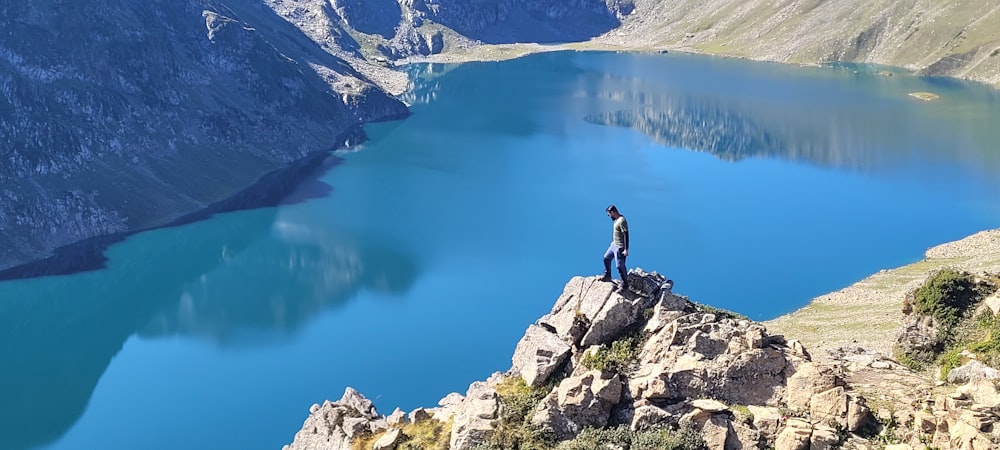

{"left": 595, "top": 0, "right": 1000, "bottom": 85}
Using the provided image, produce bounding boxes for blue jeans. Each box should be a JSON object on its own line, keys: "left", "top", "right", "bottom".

{"left": 603, "top": 244, "right": 626, "bottom": 279}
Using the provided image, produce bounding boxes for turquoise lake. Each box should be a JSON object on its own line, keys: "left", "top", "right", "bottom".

{"left": 4, "top": 50, "right": 1000, "bottom": 449}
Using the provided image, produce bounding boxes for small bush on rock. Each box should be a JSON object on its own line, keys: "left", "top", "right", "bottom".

{"left": 580, "top": 334, "right": 642, "bottom": 374}
{"left": 555, "top": 424, "right": 706, "bottom": 450}
{"left": 477, "top": 376, "right": 556, "bottom": 450}
{"left": 913, "top": 268, "right": 981, "bottom": 329}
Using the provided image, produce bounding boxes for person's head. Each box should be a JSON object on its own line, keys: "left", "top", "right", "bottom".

{"left": 606, "top": 204, "right": 620, "bottom": 220}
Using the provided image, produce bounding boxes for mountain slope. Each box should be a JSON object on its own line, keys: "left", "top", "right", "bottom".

{"left": 595, "top": 0, "right": 1000, "bottom": 85}
{"left": 0, "top": 0, "right": 407, "bottom": 274}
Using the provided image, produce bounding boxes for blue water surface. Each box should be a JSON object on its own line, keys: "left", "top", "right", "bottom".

{"left": 3, "top": 50, "right": 1000, "bottom": 450}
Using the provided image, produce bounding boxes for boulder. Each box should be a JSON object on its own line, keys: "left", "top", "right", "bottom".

{"left": 809, "top": 387, "right": 847, "bottom": 423}
{"left": 432, "top": 392, "right": 465, "bottom": 422}
{"left": 531, "top": 370, "right": 622, "bottom": 439}
{"left": 747, "top": 405, "right": 782, "bottom": 437}
{"left": 785, "top": 363, "right": 839, "bottom": 411}
{"left": 386, "top": 408, "right": 406, "bottom": 427}
{"left": 701, "top": 414, "right": 740, "bottom": 450}
{"left": 630, "top": 403, "right": 673, "bottom": 430}
{"left": 449, "top": 378, "right": 501, "bottom": 450}
{"left": 372, "top": 428, "right": 402, "bottom": 450}
{"left": 983, "top": 291, "right": 1000, "bottom": 316}
{"left": 774, "top": 419, "right": 811, "bottom": 450}
{"left": 409, "top": 408, "right": 432, "bottom": 424}
{"left": 809, "top": 425, "right": 840, "bottom": 450}
{"left": 511, "top": 324, "right": 573, "bottom": 387}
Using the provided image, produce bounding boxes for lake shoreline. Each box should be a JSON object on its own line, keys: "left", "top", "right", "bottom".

{"left": 763, "top": 228, "right": 1000, "bottom": 363}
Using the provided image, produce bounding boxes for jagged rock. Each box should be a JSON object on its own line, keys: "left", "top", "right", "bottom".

{"left": 409, "top": 407, "right": 432, "bottom": 424}
{"left": 342, "top": 417, "right": 369, "bottom": 439}
{"left": 630, "top": 403, "right": 673, "bottom": 430}
{"left": 947, "top": 360, "right": 1000, "bottom": 384}
{"left": 701, "top": 414, "right": 740, "bottom": 450}
{"left": 532, "top": 370, "right": 622, "bottom": 439}
{"left": 511, "top": 324, "right": 573, "bottom": 387}
{"left": 948, "top": 418, "right": 994, "bottom": 449}
{"left": 286, "top": 389, "right": 384, "bottom": 450}
{"left": 432, "top": 392, "right": 465, "bottom": 422}
{"left": 580, "top": 291, "right": 648, "bottom": 347}
{"left": 787, "top": 339, "right": 811, "bottom": 359}
{"left": 809, "top": 425, "right": 840, "bottom": 450}
{"left": 691, "top": 398, "right": 728, "bottom": 413}
{"left": 775, "top": 419, "right": 812, "bottom": 450}
{"left": 372, "top": 428, "right": 402, "bottom": 450}
{"left": 341, "top": 387, "right": 379, "bottom": 420}
{"left": 449, "top": 376, "right": 501, "bottom": 450}
{"left": 785, "top": 363, "right": 840, "bottom": 411}
{"left": 630, "top": 308, "right": 791, "bottom": 407}
{"left": 951, "top": 360, "right": 1000, "bottom": 407}
{"left": 983, "top": 291, "right": 1000, "bottom": 316}
{"left": 386, "top": 408, "right": 406, "bottom": 427}
{"left": 845, "top": 395, "right": 873, "bottom": 432}
{"left": 538, "top": 276, "right": 614, "bottom": 343}
{"left": 624, "top": 268, "right": 668, "bottom": 298}
{"left": 809, "top": 386, "right": 847, "bottom": 423}
{"left": 747, "top": 405, "right": 782, "bottom": 437}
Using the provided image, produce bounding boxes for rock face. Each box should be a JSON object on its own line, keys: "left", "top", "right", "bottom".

{"left": 0, "top": 1, "right": 408, "bottom": 274}
{"left": 286, "top": 269, "right": 897, "bottom": 450}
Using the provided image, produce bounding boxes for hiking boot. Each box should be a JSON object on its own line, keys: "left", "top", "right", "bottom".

{"left": 598, "top": 273, "right": 612, "bottom": 282}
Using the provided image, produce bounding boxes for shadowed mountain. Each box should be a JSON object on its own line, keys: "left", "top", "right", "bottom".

{"left": 0, "top": 0, "right": 407, "bottom": 274}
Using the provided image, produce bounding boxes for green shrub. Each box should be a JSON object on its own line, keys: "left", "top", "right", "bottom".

{"left": 696, "top": 303, "right": 748, "bottom": 322}
{"left": 969, "top": 309, "right": 1000, "bottom": 368}
{"left": 477, "top": 376, "right": 556, "bottom": 450}
{"left": 913, "top": 269, "right": 979, "bottom": 329}
{"left": 580, "top": 334, "right": 642, "bottom": 374}
{"left": 937, "top": 348, "right": 966, "bottom": 380}
{"left": 555, "top": 424, "right": 706, "bottom": 450}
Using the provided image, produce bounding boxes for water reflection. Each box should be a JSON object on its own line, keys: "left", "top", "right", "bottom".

{"left": 0, "top": 202, "right": 417, "bottom": 449}
{"left": 583, "top": 87, "right": 1000, "bottom": 176}
{"left": 585, "top": 106, "right": 784, "bottom": 163}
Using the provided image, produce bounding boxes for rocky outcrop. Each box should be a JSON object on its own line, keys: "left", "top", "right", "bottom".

{"left": 286, "top": 269, "right": 898, "bottom": 449}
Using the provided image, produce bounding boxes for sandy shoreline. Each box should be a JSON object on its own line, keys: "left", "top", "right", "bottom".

{"left": 763, "top": 229, "right": 1000, "bottom": 363}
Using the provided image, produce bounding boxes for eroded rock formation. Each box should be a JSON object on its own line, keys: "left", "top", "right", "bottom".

{"left": 287, "top": 269, "right": 1000, "bottom": 449}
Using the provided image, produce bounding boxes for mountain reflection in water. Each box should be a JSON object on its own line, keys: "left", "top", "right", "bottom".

{"left": 0, "top": 204, "right": 416, "bottom": 449}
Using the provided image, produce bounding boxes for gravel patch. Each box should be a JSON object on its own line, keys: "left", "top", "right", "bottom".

{"left": 764, "top": 229, "right": 1000, "bottom": 363}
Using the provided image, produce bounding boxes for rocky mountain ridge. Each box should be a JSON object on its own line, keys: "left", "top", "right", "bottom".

{"left": 284, "top": 269, "right": 1000, "bottom": 449}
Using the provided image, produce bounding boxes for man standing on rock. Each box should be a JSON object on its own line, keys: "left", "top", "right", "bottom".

{"left": 601, "top": 204, "right": 629, "bottom": 291}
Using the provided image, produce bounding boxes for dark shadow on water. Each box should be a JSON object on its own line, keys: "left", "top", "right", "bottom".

{"left": 0, "top": 129, "right": 419, "bottom": 450}
{"left": 0, "top": 129, "right": 357, "bottom": 283}
{"left": 0, "top": 201, "right": 419, "bottom": 449}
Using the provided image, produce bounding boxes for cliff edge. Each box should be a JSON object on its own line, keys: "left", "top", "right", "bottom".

{"left": 284, "top": 260, "right": 1000, "bottom": 449}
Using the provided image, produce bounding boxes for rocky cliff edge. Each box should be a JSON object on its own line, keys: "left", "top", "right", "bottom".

{"left": 283, "top": 268, "right": 1000, "bottom": 449}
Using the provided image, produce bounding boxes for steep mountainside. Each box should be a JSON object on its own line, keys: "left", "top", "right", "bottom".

{"left": 0, "top": 0, "right": 407, "bottom": 274}
{"left": 315, "top": 0, "right": 1000, "bottom": 86}
{"left": 595, "top": 0, "right": 1000, "bottom": 85}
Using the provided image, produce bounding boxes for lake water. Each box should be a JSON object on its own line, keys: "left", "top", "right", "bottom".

{"left": 4, "top": 50, "right": 1000, "bottom": 450}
